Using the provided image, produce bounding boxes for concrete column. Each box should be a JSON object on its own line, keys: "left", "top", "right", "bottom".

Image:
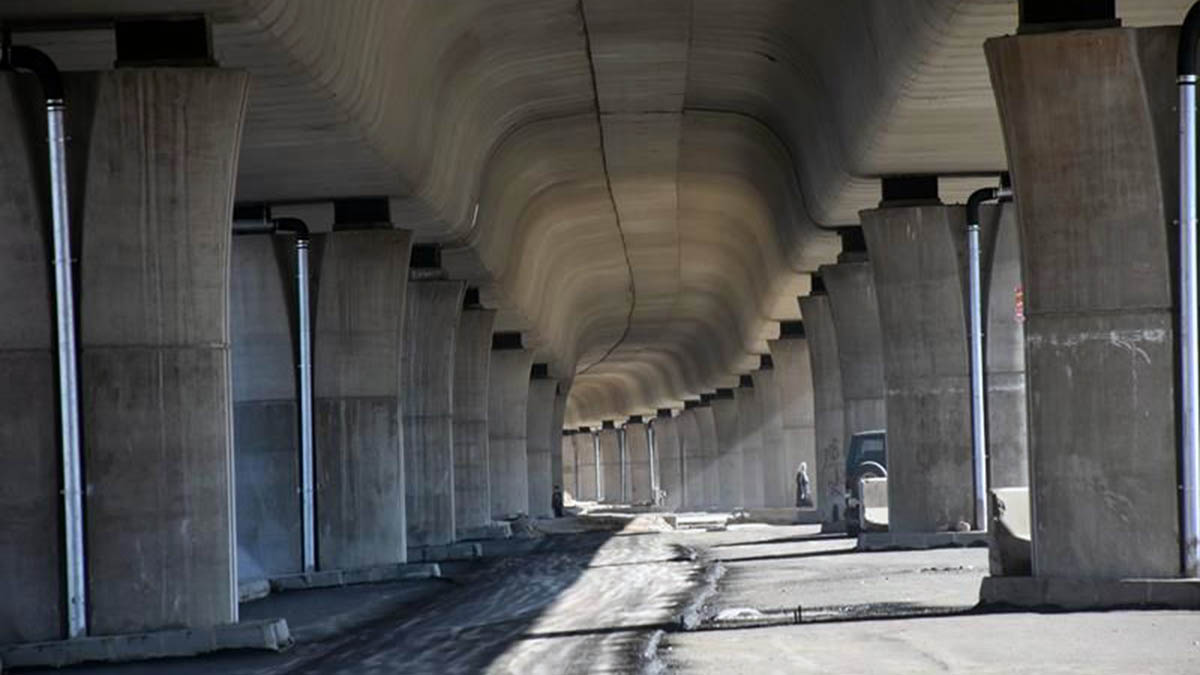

{"left": 453, "top": 308, "right": 496, "bottom": 538}
{"left": 769, "top": 337, "right": 818, "bottom": 509}
{"left": 678, "top": 407, "right": 705, "bottom": 508}
{"left": 576, "top": 431, "right": 599, "bottom": 501}
{"left": 0, "top": 74, "right": 62, "bottom": 643}
{"left": 737, "top": 382, "right": 765, "bottom": 509}
{"left": 231, "top": 236, "right": 301, "bottom": 583}
{"left": 983, "top": 204, "right": 1029, "bottom": 489}
{"left": 800, "top": 294, "right": 847, "bottom": 526}
{"left": 562, "top": 432, "right": 579, "bottom": 500}
{"left": 551, "top": 388, "right": 569, "bottom": 494}
{"left": 861, "top": 205, "right": 973, "bottom": 533}
{"left": 526, "top": 377, "right": 559, "bottom": 517}
{"left": 752, "top": 365, "right": 788, "bottom": 508}
{"left": 77, "top": 69, "right": 248, "bottom": 634}
{"left": 625, "top": 421, "right": 653, "bottom": 504}
{"left": 488, "top": 347, "right": 534, "bottom": 518}
{"left": 711, "top": 394, "right": 743, "bottom": 510}
{"left": 695, "top": 404, "right": 721, "bottom": 510}
{"left": 598, "top": 426, "right": 622, "bottom": 503}
{"left": 987, "top": 27, "right": 1179, "bottom": 578}
{"left": 313, "top": 229, "right": 412, "bottom": 570}
{"left": 822, "top": 262, "right": 887, "bottom": 439}
{"left": 403, "top": 280, "right": 465, "bottom": 549}
{"left": 653, "top": 413, "right": 685, "bottom": 510}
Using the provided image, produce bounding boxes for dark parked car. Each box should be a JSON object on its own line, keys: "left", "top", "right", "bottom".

{"left": 844, "top": 430, "right": 886, "bottom": 536}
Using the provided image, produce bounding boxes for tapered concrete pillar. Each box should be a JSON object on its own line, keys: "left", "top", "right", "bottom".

{"left": 576, "top": 431, "right": 599, "bottom": 501}
{"left": 737, "top": 381, "right": 765, "bottom": 509}
{"left": 711, "top": 393, "right": 743, "bottom": 510}
{"left": 625, "top": 420, "right": 653, "bottom": 504}
{"left": 551, "top": 388, "right": 569, "bottom": 495}
{"left": 453, "top": 307, "right": 496, "bottom": 538}
{"left": 563, "top": 431, "right": 579, "bottom": 500}
{"left": 314, "top": 229, "right": 412, "bottom": 570}
{"left": 598, "top": 426, "right": 622, "bottom": 503}
{"left": 983, "top": 204, "right": 1029, "bottom": 489}
{"left": 769, "top": 335, "right": 818, "bottom": 509}
{"left": 488, "top": 345, "right": 534, "bottom": 518}
{"left": 72, "top": 70, "right": 248, "bottom": 634}
{"left": 752, "top": 364, "right": 787, "bottom": 508}
{"left": 987, "top": 27, "right": 1179, "bottom": 578}
{"left": 0, "top": 74, "right": 62, "bottom": 643}
{"left": 403, "top": 279, "right": 465, "bottom": 549}
{"left": 231, "top": 236, "right": 301, "bottom": 583}
{"left": 526, "top": 377, "right": 559, "bottom": 517}
{"left": 695, "top": 404, "right": 721, "bottom": 509}
{"left": 678, "top": 406, "right": 705, "bottom": 508}
{"left": 653, "top": 412, "right": 685, "bottom": 510}
{"left": 861, "top": 205, "right": 973, "bottom": 533}
{"left": 823, "top": 262, "right": 887, "bottom": 442}
{"left": 799, "top": 294, "right": 847, "bottom": 526}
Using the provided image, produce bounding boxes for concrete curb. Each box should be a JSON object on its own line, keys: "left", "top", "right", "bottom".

{"left": 0, "top": 618, "right": 290, "bottom": 670}
{"left": 270, "top": 562, "right": 441, "bottom": 592}
{"left": 858, "top": 530, "right": 989, "bottom": 551}
{"left": 407, "top": 542, "right": 483, "bottom": 563}
{"left": 980, "top": 576, "right": 1200, "bottom": 610}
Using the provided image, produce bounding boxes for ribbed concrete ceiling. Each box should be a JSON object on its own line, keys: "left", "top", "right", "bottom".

{"left": 13, "top": 0, "right": 1192, "bottom": 426}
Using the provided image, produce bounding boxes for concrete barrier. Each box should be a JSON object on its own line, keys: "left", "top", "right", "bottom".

{"left": 860, "top": 476, "right": 889, "bottom": 531}
{"left": 989, "top": 487, "right": 1031, "bottom": 576}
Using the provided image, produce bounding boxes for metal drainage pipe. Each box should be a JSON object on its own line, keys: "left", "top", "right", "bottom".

{"left": 1179, "top": 1, "right": 1200, "bottom": 577}
{"left": 965, "top": 185, "right": 1012, "bottom": 532}
{"left": 232, "top": 216, "right": 315, "bottom": 572}
{"left": 4, "top": 40, "right": 88, "bottom": 639}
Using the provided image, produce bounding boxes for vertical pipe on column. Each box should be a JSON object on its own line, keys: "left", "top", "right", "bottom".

{"left": 1178, "top": 2, "right": 1200, "bottom": 576}
{"left": 6, "top": 41, "right": 87, "bottom": 639}
{"left": 966, "top": 186, "right": 1011, "bottom": 532}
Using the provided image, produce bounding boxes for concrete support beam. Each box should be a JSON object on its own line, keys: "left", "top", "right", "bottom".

{"left": 562, "top": 432, "right": 579, "bottom": 500}
{"left": 625, "top": 422, "right": 653, "bottom": 504}
{"left": 576, "top": 432, "right": 599, "bottom": 501}
{"left": 403, "top": 280, "right": 465, "bottom": 549}
{"left": 654, "top": 414, "right": 685, "bottom": 510}
{"left": 0, "top": 74, "right": 63, "bottom": 644}
{"left": 77, "top": 69, "right": 249, "bottom": 634}
{"left": 488, "top": 347, "right": 534, "bottom": 518}
{"left": 737, "top": 384, "right": 765, "bottom": 509}
{"left": 711, "top": 396, "right": 743, "bottom": 510}
{"left": 822, "top": 262, "right": 887, "bottom": 440}
{"left": 678, "top": 408, "right": 705, "bottom": 509}
{"left": 752, "top": 367, "right": 788, "bottom": 510}
{"left": 800, "top": 294, "right": 847, "bottom": 526}
{"left": 695, "top": 405, "right": 721, "bottom": 510}
{"left": 597, "top": 427, "right": 622, "bottom": 503}
{"left": 453, "top": 308, "right": 496, "bottom": 537}
{"left": 861, "top": 205, "right": 973, "bottom": 533}
{"left": 550, "top": 388, "right": 569, "bottom": 495}
{"left": 984, "top": 205, "right": 1030, "bottom": 489}
{"left": 526, "top": 378, "right": 559, "bottom": 517}
{"left": 314, "top": 229, "right": 412, "bottom": 570}
{"left": 769, "top": 338, "right": 818, "bottom": 508}
{"left": 231, "top": 236, "right": 301, "bottom": 583}
{"left": 987, "top": 26, "right": 1180, "bottom": 579}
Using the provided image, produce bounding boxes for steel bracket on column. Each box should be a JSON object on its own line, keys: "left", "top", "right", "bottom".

{"left": 1018, "top": 0, "right": 1119, "bottom": 34}
{"left": 115, "top": 16, "right": 215, "bottom": 68}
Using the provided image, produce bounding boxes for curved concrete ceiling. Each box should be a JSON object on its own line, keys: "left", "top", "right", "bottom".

{"left": 13, "top": 0, "right": 1193, "bottom": 426}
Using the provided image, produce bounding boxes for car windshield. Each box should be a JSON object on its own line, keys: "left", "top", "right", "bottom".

{"left": 846, "top": 434, "right": 886, "bottom": 472}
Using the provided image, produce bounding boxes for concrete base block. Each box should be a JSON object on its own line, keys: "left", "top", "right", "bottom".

{"left": 820, "top": 521, "right": 847, "bottom": 534}
{"left": 857, "top": 530, "right": 989, "bottom": 551}
{"left": 979, "top": 576, "right": 1200, "bottom": 611}
{"left": 665, "top": 513, "right": 730, "bottom": 530}
{"left": 407, "top": 542, "right": 483, "bottom": 563}
{"left": 270, "top": 563, "right": 440, "bottom": 592}
{"left": 238, "top": 578, "right": 272, "bottom": 603}
{"left": 0, "top": 619, "right": 290, "bottom": 670}
{"left": 738, "top": 508, "right": 824, "bottom": 525}
{"left": 456, "top": 522, "right": 513, "bottom": 541}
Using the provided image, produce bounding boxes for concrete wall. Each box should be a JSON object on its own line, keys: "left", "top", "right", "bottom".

{"left": 231, "top": 235, "right": 301, "bottom": 583}
{"left": 314, "top": 229, "right": 412, "bottom": 570}
{"left": 597, "top": 428, "right": 622, "bottom": 503}
{"left": 862, "top": 205, "right": 974, "bottom": 533}
{"left": 711, "top": 397, "right": 743, "bottom": 510}
{"left": 403, "top": 280, "right": 465, "bottom": 548}
{"left": 625, "top": 422, "right": 653, "bottom": 504}
{"left": 987, "top": 27, "right": 1180, "bottom": 579}
{"left": 76, "top": 70, "right": 248, "bottom": 634}
{"left": 695, "top": 406, "right": 721, "bottom": 509}
{"left": 488, "top": 348, "right": 533, "bottom": 518}
{"left": 770, "top": 338, "right": 818, "bottom": 508}
{"left": 800, "top": 294, "right": 847, "bottom": 525}
{"left": 526, "top": 378, "right": 559, "bottom": 517}
{"left": 737, "top": 386, "right": 765, "bottom": 509}
{"left": 654, "top": 415, "right": 685, "bottom": 510}
{"left": 0, "top": 74, "right": 63, "bottom": 644}
{"left": 453, "top": 308, "right": 495, "bottom": 536}
{"left": 576, "top": 432, "right": 599, "bottom": 501}
{"left": 753, "top": 368, "right": 788, "bottom": 508}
